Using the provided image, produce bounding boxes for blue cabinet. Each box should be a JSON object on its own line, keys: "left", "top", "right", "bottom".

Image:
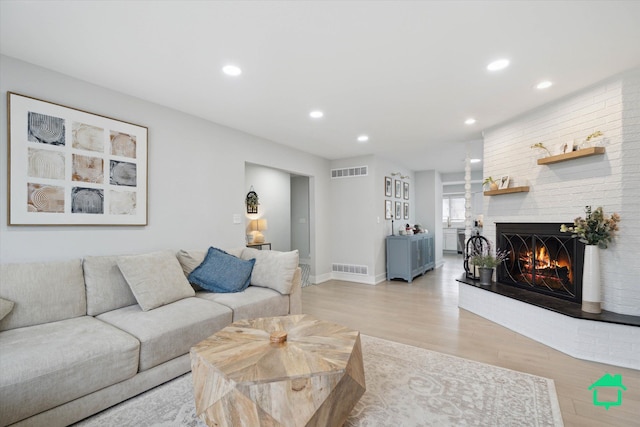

{"left": 386, "top": 234, "right": 434, "bottom": 282}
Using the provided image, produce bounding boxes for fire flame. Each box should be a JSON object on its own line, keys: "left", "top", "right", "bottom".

{"left": 520, "top": 245, "right": 572, "bottom": 282}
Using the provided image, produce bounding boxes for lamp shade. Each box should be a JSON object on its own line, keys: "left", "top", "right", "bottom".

{"left": 257, "top": 219, "right": 268, "bottom": 231}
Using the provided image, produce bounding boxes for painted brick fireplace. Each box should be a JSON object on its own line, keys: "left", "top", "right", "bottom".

{"left": 458, "top": 69, "right": 640, "bottom": 369}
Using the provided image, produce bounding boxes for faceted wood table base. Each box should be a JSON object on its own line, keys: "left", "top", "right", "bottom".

{"left": 190, "top": 314, "right": 366, "bottom": 427}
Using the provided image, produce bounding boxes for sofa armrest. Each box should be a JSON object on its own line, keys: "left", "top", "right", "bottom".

{"left": 288, "top": 267, "right": 302, "bottom": 315}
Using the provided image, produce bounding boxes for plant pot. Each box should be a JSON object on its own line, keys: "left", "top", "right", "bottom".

{"left": 582, "top": 245, "right": 602, "bottom": 313}
{"left": 478, "top": 267, "right": 493, "bottom": 285}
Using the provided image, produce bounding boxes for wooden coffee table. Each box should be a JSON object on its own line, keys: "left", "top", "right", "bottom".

{"left": 190, "top": 314, "right": 365, "bottom": 427}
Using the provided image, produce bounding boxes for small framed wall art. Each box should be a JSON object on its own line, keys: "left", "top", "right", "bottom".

{"left": 385, "top": 200, "right": 393, "bottom": 219}
{"left": 7, "top": 92, "right": 148, "bottom": 225}
{"left": 384, "top": 176, "right": 392, "bottom": 197}
{"left": 395, "top": 201, "right": 401, "bottom": 219}
{"left": 403, "top": 182, "right": 409, "bottom": 200}
{"left": 499, "top": 175, "right": 510, "bottom": 190}
{"left": 395, "top": 180, "right": 401, "bottom": 198}
{"left": 403, "top": 202, "right": 409, "bottom": 219}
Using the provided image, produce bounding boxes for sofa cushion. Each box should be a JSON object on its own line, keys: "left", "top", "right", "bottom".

{"left": 83, "top": 255, "right": 138, "bottom": 316}
{"left": 176, "top": 249, "right": 207, "bottom": 277}
{"left": 240, "top": 248, "right": 299, "bottom": 295}
{"left": 176, "top": 247, "right": 245, "bottom": 277}
{"left": 188, "top": 247, "right": 255, "bottom": 293}
{"left": 196, "top": 286, "right": 289, "bottom": 321}
{"left": 117, "top": 251, "right": 195, "bottom": 311}
{"left": 0, "top": 259, "right": 86, "bottom": 331}
{"left": 96, "top": 297, "right": 232, "bottom": 371}
{"left": 0, "top": 298, "right": 14, "bottom": 321}
{"left": 0, "top": 316, "right": 139, "bottom": 426}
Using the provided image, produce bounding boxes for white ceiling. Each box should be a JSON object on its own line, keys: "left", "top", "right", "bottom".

{"left": 2, "top": 1, "right": 640, "bottom": 173}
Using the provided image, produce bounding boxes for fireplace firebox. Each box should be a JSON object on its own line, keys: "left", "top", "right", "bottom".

{"left": 496, "top": 223, "right": 583, "bottom": 303}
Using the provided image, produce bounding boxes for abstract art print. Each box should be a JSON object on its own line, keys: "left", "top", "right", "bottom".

{"left": 8, "top": 92, "right": 148, "bottom": 225}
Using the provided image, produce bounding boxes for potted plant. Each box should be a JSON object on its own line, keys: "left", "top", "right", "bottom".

{"left": 483, "top": 177, "right": 499, "bottom": 191}
{"left": 530, "top": 142, "right": 552, "bottom": 157}
{"left": 560, "top": 205, "right": 620, "bottom": 313}
{"left": 469, "top": 247, "right": 510, "bottom": 285}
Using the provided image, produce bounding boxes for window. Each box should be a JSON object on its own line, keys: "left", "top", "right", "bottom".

{"left": 443, "top": 196, "right": 466, "bottom": 222}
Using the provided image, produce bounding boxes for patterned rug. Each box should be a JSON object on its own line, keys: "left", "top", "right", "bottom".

{"left": 74, "top": 335, "right": 563, "bottom": 426}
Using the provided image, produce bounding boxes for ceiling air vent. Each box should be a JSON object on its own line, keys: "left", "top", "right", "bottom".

{"left": 331, "top": 166, "right": 368, "bottom": 179}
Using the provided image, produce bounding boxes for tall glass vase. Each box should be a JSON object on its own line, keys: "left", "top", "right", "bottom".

{"left": 582, "top": 245, "right": 602, "bottom": 313}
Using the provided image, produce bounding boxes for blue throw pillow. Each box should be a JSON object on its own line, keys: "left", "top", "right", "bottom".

{"left": 188, "top": 247, "right": 255, "bottom": 293}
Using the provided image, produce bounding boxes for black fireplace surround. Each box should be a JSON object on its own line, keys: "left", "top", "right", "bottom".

{"left": 496, "top": 223, "right": 583, "bottom": 304}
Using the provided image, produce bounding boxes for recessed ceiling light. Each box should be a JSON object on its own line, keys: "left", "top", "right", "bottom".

{"left": 357, "top": 135, "right": 369, "bottom": 142}
{"left": 222, "top": 65, "right": 242, "bottom": 76}
{"left": 464, "top": 118, "right": 477, "bottom": 125}
{"left": 470, "top": 158, "right": 482, "bottom": 163}
{"left": 487, "top": 59, "right": 510, "bottom": 71}
{"left": 536, "top": 80, "right": 553, "bottom": 89}
{"left": 309, "top": 110, "right": 324, "bottom": 119}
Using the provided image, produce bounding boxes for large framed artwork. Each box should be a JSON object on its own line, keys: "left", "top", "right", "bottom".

{"left": 7, "top": 92, "right": 148, "bottom": 225}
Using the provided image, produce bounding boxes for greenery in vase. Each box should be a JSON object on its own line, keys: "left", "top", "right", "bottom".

{"left": 585, "top": 130, "right": 603, "bottom": 142}
{"left": 560, "top": 206, "right": 620, "bottom": 249}
{"left": 530, "top": 142, "right": 551, "bottom": 156}
{"left": 482, "top": 177, "right": 496, "bottom": 189}
{"left": 469, "top": 247, "right": 510, "bottom": 268}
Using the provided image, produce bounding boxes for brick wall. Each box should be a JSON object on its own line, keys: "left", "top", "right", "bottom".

{"left": 483, "top": 68, "right": 640, "bottom": 316}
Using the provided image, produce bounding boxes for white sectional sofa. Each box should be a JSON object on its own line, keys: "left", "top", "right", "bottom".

{"left": 0, "top": 247, "right": 301, "bottom": 427}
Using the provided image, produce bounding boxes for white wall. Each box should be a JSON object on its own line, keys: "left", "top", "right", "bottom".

{"left": 290, "top": 176, "right": 310, "bottom": 261}
{"left": 0, "top": 55, "right": 332, "bottom": 278}
{"left": 483, "top": 68, "right": 640, "bottom": 316}
{"left": 415, "top": 170, "right": 443, "bottom": 267}
{"left": 244, "top": 163, "right": 291, "bottom": 251}
{"left": 329, "top": 156, "right": 377, "bottom": 283}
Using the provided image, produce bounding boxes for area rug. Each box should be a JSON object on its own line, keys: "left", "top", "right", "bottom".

{"left": 74, "top": 335, "right": 563, "bottom": 426}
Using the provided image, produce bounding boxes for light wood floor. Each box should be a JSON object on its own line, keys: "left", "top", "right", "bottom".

{"left": 301, "top": 254, "right": 639, "bottom": 427}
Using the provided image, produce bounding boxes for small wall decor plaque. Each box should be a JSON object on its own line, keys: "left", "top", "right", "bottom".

{"left": 7, "top": 92, "right": 148, "bottom": 225}
{"left": 246, "top": 187, "right": 259, "bottom": 214}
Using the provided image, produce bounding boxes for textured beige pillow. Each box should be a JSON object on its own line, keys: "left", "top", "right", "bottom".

{"left": 0, "top": 298, "right": 14, "bottom": 321}
{"left": 176, "top": 249, "right": 207, "bottom": 277}
{"left": 241, "top": 248, "right": 299, "bottom": 295}
{"left": 176, "top": 248, "right": 245, "bottom": 278}
{"left": 117, "top": 251, "right": 195, "bottom": 311}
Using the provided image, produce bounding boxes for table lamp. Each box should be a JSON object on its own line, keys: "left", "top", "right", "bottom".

{"left": 251, "top": 219, "right": 268, "bottom": 243}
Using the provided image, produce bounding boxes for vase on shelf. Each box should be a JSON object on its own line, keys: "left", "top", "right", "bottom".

{"left": 478, "top": 267, "right": 493, "bottom": 285}
{"left": 582, "top": 245, "right": 602, "bottom": 314}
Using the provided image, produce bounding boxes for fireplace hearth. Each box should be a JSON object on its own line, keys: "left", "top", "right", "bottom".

{"left": 496, "top": 223, "right": 583, "bottom": 304}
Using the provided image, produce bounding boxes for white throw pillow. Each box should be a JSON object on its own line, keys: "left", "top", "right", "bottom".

{"left": 241, "top": 248, "right": 299, "bottom": 295}
{"left": 0, "top": 297, "right": 14, "bottom": 321}
{"left": 117, "top": 251, "right": 195, "bottom": 311}
{"left": 176, "top": 249, "right": 207, "bottom": 277}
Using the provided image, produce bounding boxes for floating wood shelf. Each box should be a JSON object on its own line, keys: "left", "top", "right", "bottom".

{"left": 484, "top": 186, "right": 530, "bottom": 196}
{"left": 537, "top": 147, "right": 605, "bottom": 165}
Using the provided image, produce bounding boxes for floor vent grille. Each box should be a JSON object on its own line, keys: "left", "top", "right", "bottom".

{"left": 331, "top": 166, "right": 368, "bottom": 178}
{"left": 332, "top": 263, "right": 368, "bottom": 275}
